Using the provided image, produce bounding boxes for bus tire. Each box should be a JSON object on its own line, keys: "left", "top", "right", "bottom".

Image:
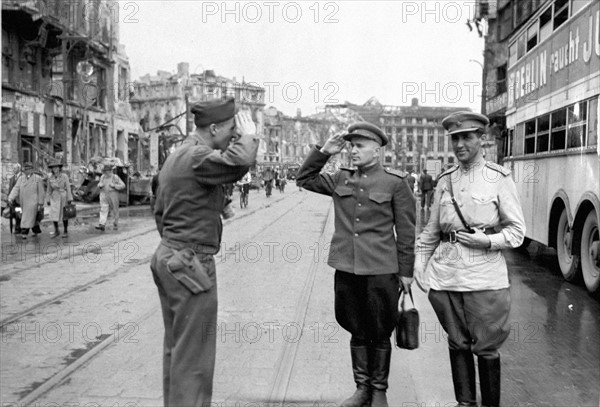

{"left": 556, "top": 209, "right": 581, "bottom": 281}
{"left": 580, "top": 210, "right": 600, "bottom": 293}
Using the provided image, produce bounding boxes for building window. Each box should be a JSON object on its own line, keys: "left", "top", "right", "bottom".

{"left": 550, "top": 109, "right": 567, "bottom": 150}
{"left": 438, "top": 134, "right": 445, "bottom": 152}
{"left": 497, "top": 64, "right": 507, "bottom": 94}
{"left": 536, "top": 114, "right": 550, "bottom": 152}
{"left": 524, "top": 119, "right": 536, "bottom": 154}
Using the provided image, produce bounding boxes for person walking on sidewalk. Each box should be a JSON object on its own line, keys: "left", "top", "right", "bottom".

{"left": 414, "top": 112, "right": 525, "bottom": 407}
{"left": 8, "top": 162, "right": 45, "bottom": 240}
{"left": 95, "top": 164, "right": 125, "bottom": 231}
{"left": 8, "top": 163, "right": 22, "bottom": 234}
{"left": 151, "top": 98, "right": 259, "bottom": 407}
{"left": 46, "top": 160, "right": 73, "bottom": 238}
{"left": 296, "top": 122, "right": 416, "bottom": 407}
{"left": 419, "top": 169, "right": 434, "bottom": 209}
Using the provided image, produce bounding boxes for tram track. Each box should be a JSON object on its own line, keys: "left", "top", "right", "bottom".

{"left": 11, "top": 192, "right": 314, "bottom": 405}
{"left": 0, "top": 194, "right": 289, "bottom": 329}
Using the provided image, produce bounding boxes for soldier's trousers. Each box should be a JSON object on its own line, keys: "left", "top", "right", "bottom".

{"left": 99, "top": 191, "right": 119, "bottom": 226}
{"left": 334, "top": 270, "right": 399, "bottom": 345}
{"left": 150, "top": 242, "right": 218, "bottom": 407}
{"left": 428, "top": 288, "right": 511, "bottom": 357}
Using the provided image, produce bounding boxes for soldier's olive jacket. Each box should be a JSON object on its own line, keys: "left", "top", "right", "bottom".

{"left": 297, "top": 146, "right": 416, "bottom": 277}
{"left": 154, "top": 133, "right": 258, "bottom": 253}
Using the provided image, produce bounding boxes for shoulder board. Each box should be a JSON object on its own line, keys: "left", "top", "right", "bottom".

{"left": 485, "top": 161, "right": 511, "bottom": 176}
{"left": 339, "top": 167, "right": 356, "bottom": 173}
{"left": 384, "top": 168, "right": 406, "bottom": 178}
{"left": 438, "top": 165, "right": 459, "bottom": 178}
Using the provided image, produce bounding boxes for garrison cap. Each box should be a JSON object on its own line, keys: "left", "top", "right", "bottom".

{"left": 191, "top": 97, "right": 237, "bottom": 127}
{"left": 343, "top": 122, "right": 388, "bottom": 146}
{"left": 442, "top": 111, "right": 490, "bottom": 135}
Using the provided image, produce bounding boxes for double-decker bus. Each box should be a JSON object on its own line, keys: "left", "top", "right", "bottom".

{"left": 503, "top": 0, "right": 599, "bottom": 293}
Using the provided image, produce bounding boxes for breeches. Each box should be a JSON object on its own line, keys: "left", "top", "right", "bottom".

{"left": 428, "top": 288, "right": 511, "bottom": 357}
{"left": 334, "top": 270, "right": 399, "bottom": 345}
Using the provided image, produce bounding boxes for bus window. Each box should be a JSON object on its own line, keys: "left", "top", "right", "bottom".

{"left": 554, "top": 0, "right": 569, "bottom": 30}
{"left": 525, "top": 119, "right": 536, "bottom": 154}
{"left": 588, "top": 97, "right": 598, "bottom": 147}
{"left": 515, "top": 123, "right": 525, "bottom": 156}
{"left": 550, "top": 109, "right": 567, "bottom": 150}
{"left": 567, "top": 101, "right": 587, "bottom": 148}
{"left": 537, "top": 114, "right": 550, "bottom": 153}
{"left": 539, "top": 7, "right": 553, "bottom": 42}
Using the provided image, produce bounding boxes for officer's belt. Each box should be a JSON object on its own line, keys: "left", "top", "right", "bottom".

{"left": 440, "top": 228, "right": 495, "bottom": 243}
{"left": 161, "top": 238, "right": 218, "bottom": 255}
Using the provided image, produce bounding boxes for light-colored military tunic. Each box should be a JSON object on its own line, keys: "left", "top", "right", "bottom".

{"left": 416, "top": 157, "right": 526, "bottom": 291}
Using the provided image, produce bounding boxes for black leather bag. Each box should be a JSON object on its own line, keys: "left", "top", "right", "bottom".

{"left": 63, "top": 203, "right": 77, "bottom": 220}
{"left": 395, "top": 288, "right": 420, "bottom": 350}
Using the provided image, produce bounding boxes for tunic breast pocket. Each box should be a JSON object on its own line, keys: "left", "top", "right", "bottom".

{"left": 471, "top": 193, "right": 498, "bottom": 224}
{"left": 368, "top": 192, "right": 392, "bottom": 204}
{"left": 334, "top": 186, "right": 353, "bottom": 198}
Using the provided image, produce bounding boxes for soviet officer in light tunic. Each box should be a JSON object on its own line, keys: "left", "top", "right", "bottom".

{"left": 297, "top": 122, "right": 416, "bottom": 407}
{"left": 414, "top": 112, "right": 525, "bottom": 407}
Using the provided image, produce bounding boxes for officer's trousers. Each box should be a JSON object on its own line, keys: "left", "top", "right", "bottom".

{"left": 428, "top": 288, "right": 511, "bottom": 357}
{"left": 151, "top": 243, "right": 218, "bottom": 407}
{"left": 334, "top": 270, "right": 399, "bottom": 346}
{"left": 99, "top": 191, "right": 119, "bottom": 226}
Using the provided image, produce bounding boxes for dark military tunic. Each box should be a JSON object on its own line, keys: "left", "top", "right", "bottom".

{"left": 155, "top": 134, "right": 258, "bottom": 251}
{"left": 297, "top": 146, "right": 416, "bottom": 276}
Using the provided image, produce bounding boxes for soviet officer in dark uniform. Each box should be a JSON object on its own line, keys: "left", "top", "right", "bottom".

{"left": 151, "top": 97, "right": 259, "bottom": 406}
{"left": 414, "top": 112, "right": 525, "bottom": 407}
{"left": 297, "top": 122, "right": 416, "bottom": 407}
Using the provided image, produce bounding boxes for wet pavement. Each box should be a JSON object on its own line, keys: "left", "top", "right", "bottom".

{"left": 1, "top": 192, "right": 598, "bottom": 406}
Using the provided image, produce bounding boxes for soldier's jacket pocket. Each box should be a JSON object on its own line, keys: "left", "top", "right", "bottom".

{"left": 166, "top": 248, "right": 214, "bottom": 294}
{"left": 471, "top": 193, "right": 496, "bottom": 205}
{"left": 335, "top": 186, "right": 353, "bottom": 197}
{"left": 369, "top": 192, "right": 392, "bottom": 204}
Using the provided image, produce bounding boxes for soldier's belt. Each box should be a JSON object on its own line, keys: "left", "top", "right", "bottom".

{"left": 440, "top": 228, "right": 495, "bottom": 244}
{"left": 161, "top": 238, "right": 218, "bottom": 255}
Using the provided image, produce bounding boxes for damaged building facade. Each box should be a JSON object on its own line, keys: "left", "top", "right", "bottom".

{"left": 130, "top": 62, "right": 266, "bottom": 169}
{"left": 1, "top": 0, "right": 141, "bottom": 197}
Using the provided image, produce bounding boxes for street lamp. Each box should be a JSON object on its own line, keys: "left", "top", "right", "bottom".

{"left": 469, "top": 58, "right": 487, "bottom": 115}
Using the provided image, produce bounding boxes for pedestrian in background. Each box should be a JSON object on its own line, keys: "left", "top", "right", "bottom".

{"left": 8, "top": 162, "right": 45, "bottom": 240}
{"left": 7, "top": 163, "right": 22, "bottom": 234}
{"left": 405, "top": 171, "right": 416, "bottom": 195}
{"left": 297, "top": 122, "right": 416, "bottom": 407}
{"left": 151, "top": 98, "right": 258, "bottom": 406}
{"left": 46, "top": 160, "right": 73, "bottom": 238}
{"left": 414, "top": 112, "right": 525, "bottom": 407}
{"left": 95, "top": 164, "right": 125, "bottom": 231}
{"left": 418, "top": 168, "right": 434, "bottom": 210}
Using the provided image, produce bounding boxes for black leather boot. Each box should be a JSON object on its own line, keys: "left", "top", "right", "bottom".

{"left": 341, "top": 345, "right": 371, "bottom": 407}
{"left": 479, "top": 355, "right": 501, "bottom": 407}
{"left": 370, "top": 347, "right": 391, "bottom": 407}
{"left": 449, "top": 349, "right": 477, "bottom": 407}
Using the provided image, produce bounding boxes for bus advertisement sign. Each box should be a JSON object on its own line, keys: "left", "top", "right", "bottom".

{"left": 507, "top": 3, "right": 600, "bottom": 110}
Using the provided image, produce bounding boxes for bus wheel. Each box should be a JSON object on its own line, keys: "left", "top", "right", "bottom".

{"left": 580, "top": 210, "right": 600, "bottom": 293}
{"left": 556, "top": 209, "right": 580, "bottom": 281}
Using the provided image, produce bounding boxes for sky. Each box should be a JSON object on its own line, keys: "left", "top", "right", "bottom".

{"left": 119, "top": 1, "right": 486, "bottom": 116}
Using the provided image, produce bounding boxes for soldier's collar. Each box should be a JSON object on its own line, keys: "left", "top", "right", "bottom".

{"left": 357, "top": 161, "right": 381, "bottom": 175}
{"left": 459, "top": 156, "right": 485, "bottom": 173}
